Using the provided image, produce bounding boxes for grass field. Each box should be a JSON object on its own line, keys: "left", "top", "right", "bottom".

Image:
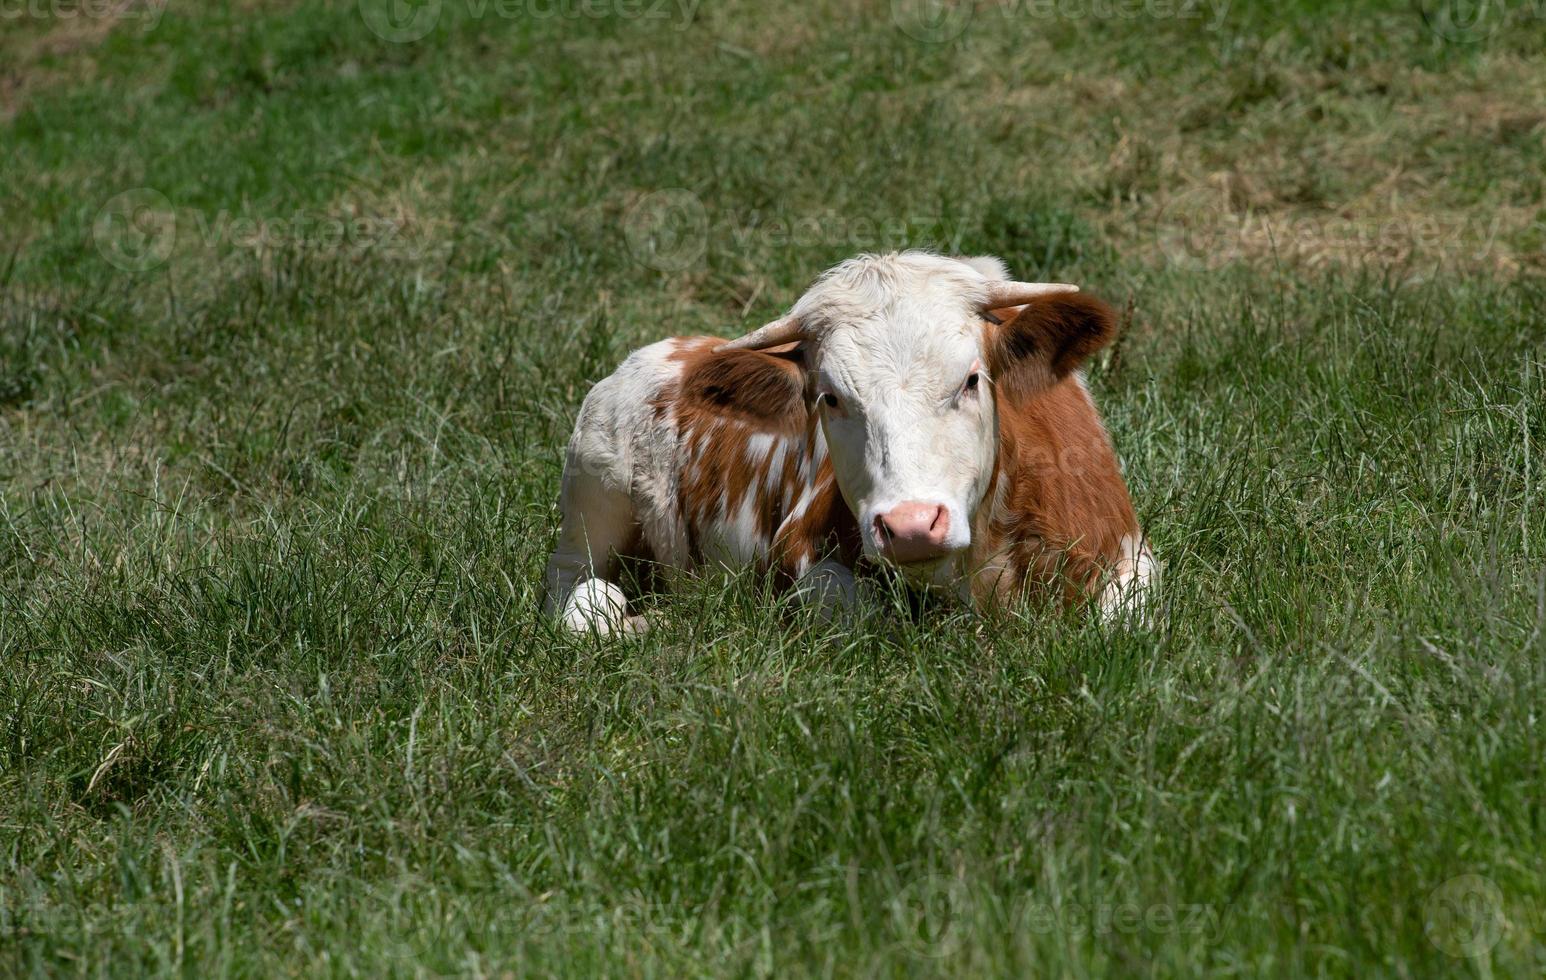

{"left": 3, "top": 0, "right": 1546, "bottom": 974}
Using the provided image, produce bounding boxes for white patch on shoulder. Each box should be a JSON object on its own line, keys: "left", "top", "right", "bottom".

{"left": 700, "top": 487, "right": 767, "bottom": 566}
{"left": 745, "top": 432, "right": 776, "bottom": 461}
{"left": 565, "top": 337, "right": 697, "bottom": 570}
{"left": 762, "top": 440, "right": 789, "bottom": 493}
{"left": 786, "top": 481, "right": 820, "bottom": 523}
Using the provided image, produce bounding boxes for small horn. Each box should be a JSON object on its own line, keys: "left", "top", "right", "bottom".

{"left": 982, "top": 281, "right": 1079, "bottom": 309}
{"left": 719, "top": 313, "right": 806, "bottom": 350}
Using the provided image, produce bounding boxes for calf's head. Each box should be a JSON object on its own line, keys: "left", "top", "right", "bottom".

{"left": 719, "top": 252, "right": 1117, "bottom": 584}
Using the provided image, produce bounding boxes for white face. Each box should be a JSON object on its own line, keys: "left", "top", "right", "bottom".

{"left": 743, "top": 251, "right": 1097, "bottom": 585}
{"left": 811, "top": 299, "right": 998, "bottom": 584}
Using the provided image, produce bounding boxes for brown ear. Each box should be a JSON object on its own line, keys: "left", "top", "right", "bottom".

{"left": 679, "top": 347, "right": 807, "bottom": 434}
{"left": 987, "top": 293, "right": 1118, "bottom": 401}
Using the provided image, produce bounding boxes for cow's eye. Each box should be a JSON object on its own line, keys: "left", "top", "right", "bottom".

{"left": 963, "top": 373, "right": 981, "bottom": 393}
{"left": 820, "top": 392, "right": 841, "bottom": 411}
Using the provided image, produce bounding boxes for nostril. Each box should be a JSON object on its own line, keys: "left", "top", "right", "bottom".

{"left": 874, "top": 502, "right": 952, "bottom": 559}
{"left": 873, "top": 514, "right": 892, "bottom": 546}
{"left": 926, "top": 506, "right": 950, "bottom": 545}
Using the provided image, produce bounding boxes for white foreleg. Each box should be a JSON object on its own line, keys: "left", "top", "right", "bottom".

{"left": 543, "top": 465, "right": 645, "bottom": 636}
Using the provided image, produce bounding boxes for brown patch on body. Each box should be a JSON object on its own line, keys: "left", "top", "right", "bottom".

{"left": 769, "top": 415, "right": 862, "bottom": 582}
{"left": 653, "top": 322, "right": 1134, "bottom": 610}
{"left": 973, "top": 376, "right": 1140, "bottom": 608}
{"left": 659, "top": 337, "right": 846, "bottom": 569}
{"left": 676, "top": 341, "right": 806, "bottom": 432}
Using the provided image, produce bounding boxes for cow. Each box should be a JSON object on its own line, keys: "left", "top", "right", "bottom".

{"left": 543, "top": 251, "right": 1156, "bottom": 634}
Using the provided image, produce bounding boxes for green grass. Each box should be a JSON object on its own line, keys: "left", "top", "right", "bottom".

{"left": 3, "top": 0, "right": 1545, "bottom": 974}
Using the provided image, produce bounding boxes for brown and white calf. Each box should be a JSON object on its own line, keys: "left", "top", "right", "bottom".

{"left": 544, "top": 251, "right": 1155, "bottom": 633}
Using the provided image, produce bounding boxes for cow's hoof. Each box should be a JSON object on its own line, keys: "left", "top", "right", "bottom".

{"left": 794, "top": 560, "right": 864, "bottom": 624}
{"left": 560, "top": 579, "right": 636, "bottom": 637}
